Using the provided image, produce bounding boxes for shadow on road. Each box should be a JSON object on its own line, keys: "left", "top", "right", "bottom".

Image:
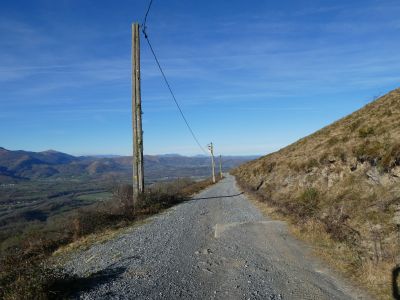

{"left": 48, "top": 266, "right": 126, "bottom": 298}
{"left": 192, "top": 192, "right": 243, "bottom": 200}
{"left": 393, "top": 265, "right": 400, "bottom": 300}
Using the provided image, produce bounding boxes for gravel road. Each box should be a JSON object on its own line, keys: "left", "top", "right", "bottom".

{"left": 64, "top": 175, "right": 369, "bottom": 299}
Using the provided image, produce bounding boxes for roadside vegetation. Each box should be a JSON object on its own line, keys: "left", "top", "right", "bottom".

{"left": 0, "top": 176, "right": 219, "bottom": 299}
{"left": 232, "top": 88, "right": 400, "bottom": 299}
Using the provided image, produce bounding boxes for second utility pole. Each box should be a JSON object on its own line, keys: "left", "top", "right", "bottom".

{"left": 208, "top": 143, "right": 216, "bottom": 183}
{"left": 219, "top": 155, "right": 223, "bottom": 179}
{"left": 132, "top": 23, "right": 144, "bottom": 200}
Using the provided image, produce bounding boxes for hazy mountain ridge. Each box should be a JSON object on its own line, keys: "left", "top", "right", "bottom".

{"left": 0, "top": 147, "right": 256, "bottom": 183}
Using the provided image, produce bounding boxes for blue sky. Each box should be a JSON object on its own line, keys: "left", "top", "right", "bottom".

{"left": 0, "top": 0, "right": 399, "bottom": 156}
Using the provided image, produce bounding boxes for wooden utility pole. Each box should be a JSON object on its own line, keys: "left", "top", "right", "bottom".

{"left": 219, "top": 155, "right": 223, "bottom": 179}
{"left": 132, "top": 23, "right": 144, "bottom": 199}
{"left": 208, "top": 143, "right": 216, "bottom": 183}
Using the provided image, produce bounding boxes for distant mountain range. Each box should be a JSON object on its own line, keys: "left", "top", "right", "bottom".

{"left": 0, "top": 147, "right": 257, "bottom": 183}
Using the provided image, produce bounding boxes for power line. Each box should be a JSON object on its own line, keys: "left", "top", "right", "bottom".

{"left": 141, "top": 0, "right": 154, "bottom": 29}
{"left": 143, "top": 33, "right": 208, "bottom": 155}
{"left": 140, "top": 0, "right": 208, "bottom": 155}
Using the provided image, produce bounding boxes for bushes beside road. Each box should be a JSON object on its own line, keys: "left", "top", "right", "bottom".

{"left": 0, "top": 176, "right": 219, "bottom": 299}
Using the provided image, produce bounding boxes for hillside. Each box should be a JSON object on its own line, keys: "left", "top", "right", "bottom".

{"left": 232, "top": 88, "right": 400, "bottom": 298}
{"left": 0, "top": 149, "right": 255, "bottom": 246}
{"left": 0, "top": 148, "right": 255, "bottom": 183}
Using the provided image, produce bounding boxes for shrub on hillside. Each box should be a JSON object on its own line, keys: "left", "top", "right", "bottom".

{"left": 0, "top": 252, "right": 64, "bottom": 299}
{"left": 288, "top": 187, "right": 320, "bottom": 219}
{"left": 0, "top": 177, "right": 216, "bottom": 299}
{"left": 327, "top": 136, "right": 339, "bottom": 146}
{"left": 349, "top": 119, "right": 362, "bottom": 131}
{"left": 333, "top": 147, "right": 347, "bottom": 162}
{"left": 302, "top": 158, "right": 319, "bottom": 170}
{"left": 379, "top": 143, "right": 400, "bottom": 171}
{"left": 321, "top": 206, "right": 361, "bottom": 247}
{"left": 112, "top": 184, "right": 134, "bottom": 214}
{"left": 353, "top": 140, "right": 383, "bottom": 165}
{"left": 358, "top": 126, "right": 375, "bottom": 138}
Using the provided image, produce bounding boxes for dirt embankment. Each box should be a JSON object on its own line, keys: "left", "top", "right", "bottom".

{"left": 232, "top": 88, "right": 400, "bottom": 299}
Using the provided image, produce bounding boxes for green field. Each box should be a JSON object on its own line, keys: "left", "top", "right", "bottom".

{"left": 76, "top": 192, "right": 113, "bottom": 201}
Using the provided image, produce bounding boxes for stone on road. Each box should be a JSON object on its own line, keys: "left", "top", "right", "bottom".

{"left": 65, "top": 175, "right": 368, "bottom": 299}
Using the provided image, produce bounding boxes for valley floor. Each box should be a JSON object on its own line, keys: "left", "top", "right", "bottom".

{"left": 63, "top": 175, "right": 369, "bottom": 299}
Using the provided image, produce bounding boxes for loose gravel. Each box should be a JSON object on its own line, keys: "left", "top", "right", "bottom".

{"left": 63, "top": 175, "right": 369, "bottom": 299}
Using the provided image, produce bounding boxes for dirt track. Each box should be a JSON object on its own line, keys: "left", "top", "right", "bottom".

{"left": 65, "top": 174, "right": 369, "bottom": 299}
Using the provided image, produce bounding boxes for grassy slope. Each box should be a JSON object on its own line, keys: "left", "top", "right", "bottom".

{"left": 0, "top": 177, "right": 220, "bottom": 299}
{"left": 232, "top": 88, "right": 400, "bottom": 299}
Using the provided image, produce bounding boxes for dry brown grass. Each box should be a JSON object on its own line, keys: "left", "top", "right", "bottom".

{"left": 0, "top": 176, "right": 219, "bottom": 299}
{"left": 54, "top": 222, "right": 145, "bottom": 258}
{"left": 243, "top": 184, "right": 396, "bottom": 299}
{"left": 232, "top": 88, "right": 400, "bottom": 299}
